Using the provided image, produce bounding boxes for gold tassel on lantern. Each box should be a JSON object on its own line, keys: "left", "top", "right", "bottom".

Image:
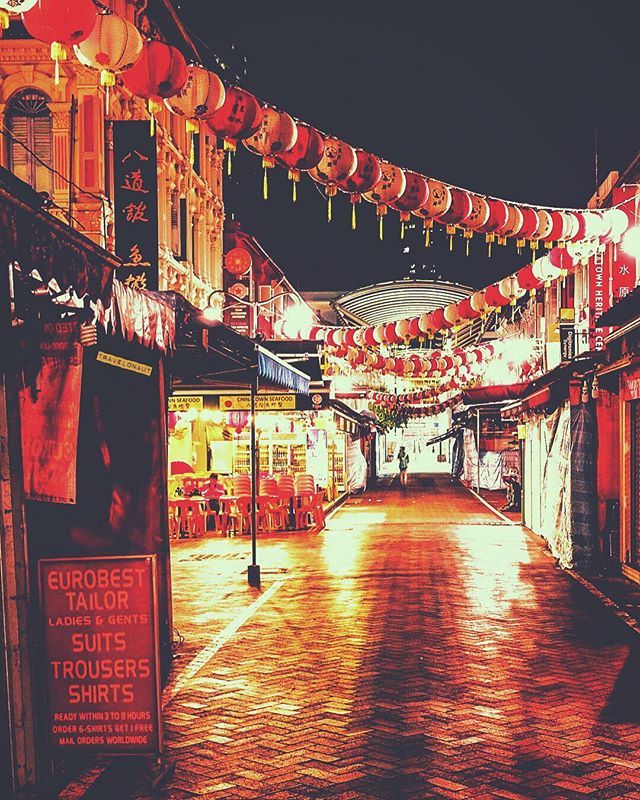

{"left": 327, "top": 194, "right": 332, "bottom": 222}
{"left": 100, "top": 69, "right": 116, "bottom": 115}
{"left": 288, "top": 169, "right": 300, "bottom": 203}
{"left": 186, "top": 120, "right": 199, "bottom": 165}
{"left": 530, "top": 239, "right": 539, "bottom": 255}
{"left": 263, "top": 167, "right": 269, "bottom": 200}
{"left": 351, "top": 200, "right": 357, "bottom": 230}
{"left": 223, "top": 138, "right": 236, "bottom": 176}
{"left": 463, "top": 229, "right": 473, "bottom": 256}
{"left": 516, "top": 237, "right": 525, "bottom": 254}
{"left": 148, "top": 99, "right": 163, "bottom": 136}
{"left": 51, "top": 42, "right": 67, "bottom": 87}
{"left": 0, "top": 11, "right": 8, "bottom": 34}
{"left": 423, "top": 219, "right": 433, "bottom": 247}
{"left": 378, "top": 204, "right": 387, "bottom": 241}
{"left": 446, "top": 224, "right": 456, "bottom": 251}
{"left": 486, "top": 232, "right": 495, "bottom": 257}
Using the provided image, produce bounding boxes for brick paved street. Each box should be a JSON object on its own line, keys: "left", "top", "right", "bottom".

{"left": 107, "top": 475, "right": 640, "bottom": 800}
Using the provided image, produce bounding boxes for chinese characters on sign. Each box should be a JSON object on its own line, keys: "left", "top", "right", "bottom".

{"left": 39, "top": 556, "right": 162, "bottom": 755}
{"left": 113, "top": 121, "right": 159, "bottom": 290}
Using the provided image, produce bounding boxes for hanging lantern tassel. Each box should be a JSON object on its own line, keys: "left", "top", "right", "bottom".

{"left": 486, "top": 232, "right": 495, "bottom": 257}
{"left": 100, "top": 69, "right": 116, "bottom": 115}
{"left": 424, "top": 220, "right": 432, "bottom": 247}
{"left": 0, "top": 11, "right": 8, "bottom": 35}
{"left": 223, "top": 138, "right": 236, "bottom": 176}
{"left": 447, "top": 224, "right": 456, "bottom": 251}
{"left": 288, "top": 169, "right": 300, "bottom": 203}
{"left": 51, "top": 42, "right": 67, "bottom": 86}
{"left": 263, "top": 166, "right": 268, "bottom": 200}
{"left": 463, "top": 229, "right": 472, "bottom": 256}
{"left": 186, "top": 120, "right": 199, "bottom": 165}
{"left": 378, "top": 204, "right": 387, "bottom": 241}
{"left": 147, "top": 99, "right": 163, "bottom": 136}
{"left": 351, "top": 197, "right": 357, "bottom": 230}
{"left": 592, "top": 374, "right": 599, "bottom": 399}
{"left": 516, "top": 238, "right": 524, "bottom": 255}
{"left": 530, "top": 239, "right": 539, "bottom": 255}
{"left": 327, "top": 193, "right": 332, "bottom": 222}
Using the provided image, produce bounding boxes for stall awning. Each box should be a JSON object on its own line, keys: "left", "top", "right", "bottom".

{"left": 172, "top": 310, "right": 310, "bottom": 393}
{"left": 263, "top": 339, "right": 324, "bottom": 382}
{"left": 330, "top": 399, "right": 375, "bottom": 434}
{"left": 462, "top": 383, "right": 531, "bottom": 406}
{"left": 256, "top": 346, "right": 310, "bottom": 393}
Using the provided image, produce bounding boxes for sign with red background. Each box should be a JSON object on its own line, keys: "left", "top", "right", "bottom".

{"left": 39, "top": 556, "right": 161, "bottom": 755}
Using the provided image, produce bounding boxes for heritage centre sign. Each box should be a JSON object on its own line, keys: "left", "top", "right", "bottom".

{"left": 39, "top": 556, "right": 162, "bottom": 755}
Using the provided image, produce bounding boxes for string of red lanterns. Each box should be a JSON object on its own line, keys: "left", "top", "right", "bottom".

{"left": 16, "top": 2, "right": 635, "bottom": 250}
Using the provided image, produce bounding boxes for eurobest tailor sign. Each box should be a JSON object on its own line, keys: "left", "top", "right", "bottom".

{"left": 39, "top": 556, "right": 162, "bottom": 755}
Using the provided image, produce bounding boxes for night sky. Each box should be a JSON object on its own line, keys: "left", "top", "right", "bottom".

{"left": 178, "top": 1, "right": 640, "bottom": 293}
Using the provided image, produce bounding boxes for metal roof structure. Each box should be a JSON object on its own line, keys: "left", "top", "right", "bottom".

{"left": 332, "top": 279, "right": 474, "bottom": 326}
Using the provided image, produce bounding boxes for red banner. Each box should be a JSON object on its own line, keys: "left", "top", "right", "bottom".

{"left": 39, "top": 556, "right": 161, "bottom": 755}
{"left": 19, "top": 320, "right": 83, "bottom": 504}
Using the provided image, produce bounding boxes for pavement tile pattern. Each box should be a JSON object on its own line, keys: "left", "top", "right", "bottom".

{"left": 100, "top": 476, "right": 640, "bottom": 800}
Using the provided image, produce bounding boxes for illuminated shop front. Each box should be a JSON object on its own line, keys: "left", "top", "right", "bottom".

{"left": 168, "top": 392, "right": 363, "bottom": 509}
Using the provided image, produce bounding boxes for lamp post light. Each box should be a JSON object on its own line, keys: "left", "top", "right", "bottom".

{"left": 202, "top": 288, "right": 315, "bottom": 588}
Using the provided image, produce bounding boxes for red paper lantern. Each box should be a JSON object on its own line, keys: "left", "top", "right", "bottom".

{"left": 337, "top": 150, "right": 382, "bottom": 229}
{"left": 545, "top": 210, "right": 566, "bottom": 243}
{"left": 276, "top": 123, "right": 324, "bottom": 200}
{"left": 496, "top": 204, "right": 524, "bottom": 242}
{"left": 343, "top": 328, "right": 358, "bottom": 347}
{"left": 362, "top": 327, "right": 377, "bottom": 347}
{"left": 548, "top": 246, "right": 576, "bottom": 272}
{"left": 364, "top": 162, "right": 406, "bottom": 239}
{"left": 244, "top": 106, "right": 297, "bottom": 165}
{"left": 225, "top": 247, "right": 252, "bottom": 276}
{"left": 516, "top": 263, "right": 543, "bottom": 292}
{"left": 434, "top": 187, "right": 473, "bottom": 225}
{"left": 462, "top": 195, "right": 491, "bottom": 231}
{"left": 308, "top": 137, "right": 357, "bottom": 219}
{"left": 122, "top": 39, "right": 187, "bottom": 127}
{"left": 390, "top": 171, "right": 429, "bottom": 228}
{"left": 22, "top": 0, "right": 97, "bottom": 83}
{"left": 484, "top": 283, "right": 510, "bottom": 307}
{"left": 384, "top": 321, "right": 403, "bottom": 344}
{"left": 408, "top": 317, "right": 422, "bottom": 338}
{"left": 206, "top": 87, "right": 263, "bottom": 153}
{"left": 431, "top": 307, "right": 453, "bottom": 332}
{"left": 165, "top": 65, "right": 226, "bottom": 121}
{"left": 514, "top": 206, "right": 540, "bottom": 246}
{"left": 457, "top": 297, "right": 481, "bottom": 320}
{"left": 530, "top": 209, "right": 553, "bottom": 245}
{"left": 74, "top": 11, "right": 143, "bottom": 88}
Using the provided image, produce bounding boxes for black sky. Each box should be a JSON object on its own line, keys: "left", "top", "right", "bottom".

{"left": 177, "top": 0, "right": 640, "bottom": 293}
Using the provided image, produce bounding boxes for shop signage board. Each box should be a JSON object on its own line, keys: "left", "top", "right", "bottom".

{"left": 168, "top": 395, "right": 203, "bottom": 413}
{"left": 39, "top": 556, "right": 162, "bottom": 755}
{"left": 113, "top": 121, "right": 159, "bottom": 291}
{"left": 589, "top": 248, "right": 611, "bottom": 351}
{"left": 559, "top": 308, "right": 575, "bottom": 362}
{"left": 220, "top": 394, "right": 297, "bottom": 411}
{"left": 96, "top": 351, "right": 154, "bottom": 377}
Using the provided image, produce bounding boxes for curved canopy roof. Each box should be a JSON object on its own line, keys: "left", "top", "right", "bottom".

{"left": 333, "top": 279, "right": 473, "bottom": 325}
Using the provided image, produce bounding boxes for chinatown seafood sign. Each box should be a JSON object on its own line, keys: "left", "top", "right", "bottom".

{"left": 113, "top": 121, "right": 159, "bottom": 291}
{"left": 39, "top": 556, "right": 162, "bottom": 755}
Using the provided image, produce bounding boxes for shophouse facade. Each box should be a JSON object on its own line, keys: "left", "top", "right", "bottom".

{"left": 0, "top": 0, "right": 225, "bottom": 307}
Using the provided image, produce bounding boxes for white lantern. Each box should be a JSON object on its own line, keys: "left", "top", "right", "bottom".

{"left": 604, "top": 208, "right": 630, "bottom": 243}
{"left": 532, "top": 255, "right": 562, "bottom": 283}
{"left": 581, "top": 210, "right": 606, "bottom": 241}
{"left": 499, "top": 274, "right": 527, "bottom": 304}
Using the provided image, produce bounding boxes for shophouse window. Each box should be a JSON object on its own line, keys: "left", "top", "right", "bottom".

{"left": 6, "top": 89, "right": 53, "bottom": 194}
{"left": 192, "top": 132, "right": 201, "bottom": 176}
{"left": 179, "top": 197, "right": 188, "bottom": 260}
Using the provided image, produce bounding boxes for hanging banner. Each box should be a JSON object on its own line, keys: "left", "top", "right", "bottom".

{"left": 589, "top": 248, "right": 611, "bottom": 351}
{"left": 19, "top": 320, "right": 83, "bottom": 504}
{"left": 39, "top": 556, "right": 162, "bottom": 756}
{"left": 113, "top": 121, "right": 159, "bottom": 291}
{"left": 559, "top": 308, "right": 575, "bottom": 362}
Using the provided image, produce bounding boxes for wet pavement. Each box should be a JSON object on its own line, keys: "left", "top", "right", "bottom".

{"left": 107, "top": 475, "right": 640, "bottom": 799}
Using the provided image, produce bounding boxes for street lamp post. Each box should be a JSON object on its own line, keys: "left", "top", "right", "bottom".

{"left": 203, "top": 288, "right": 314, "bottom": 588}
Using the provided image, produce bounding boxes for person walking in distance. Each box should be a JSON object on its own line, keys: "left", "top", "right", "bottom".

{"left": 398, "top": 446, "right": 409, "bottom": 488}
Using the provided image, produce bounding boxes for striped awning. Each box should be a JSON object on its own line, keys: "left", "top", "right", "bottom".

{"left": 257, "top": 346, "right": 310, "bottom": 393}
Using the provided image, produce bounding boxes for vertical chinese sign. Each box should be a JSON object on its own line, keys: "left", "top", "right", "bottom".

{"left": 113, "top": 121, "right": 159, "bottom": 291}
{"left": 588, "top": 248, "right": 611, "bottom": 351}
{"left": 39, "top": 556, "right": 162, "bottom": 755}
